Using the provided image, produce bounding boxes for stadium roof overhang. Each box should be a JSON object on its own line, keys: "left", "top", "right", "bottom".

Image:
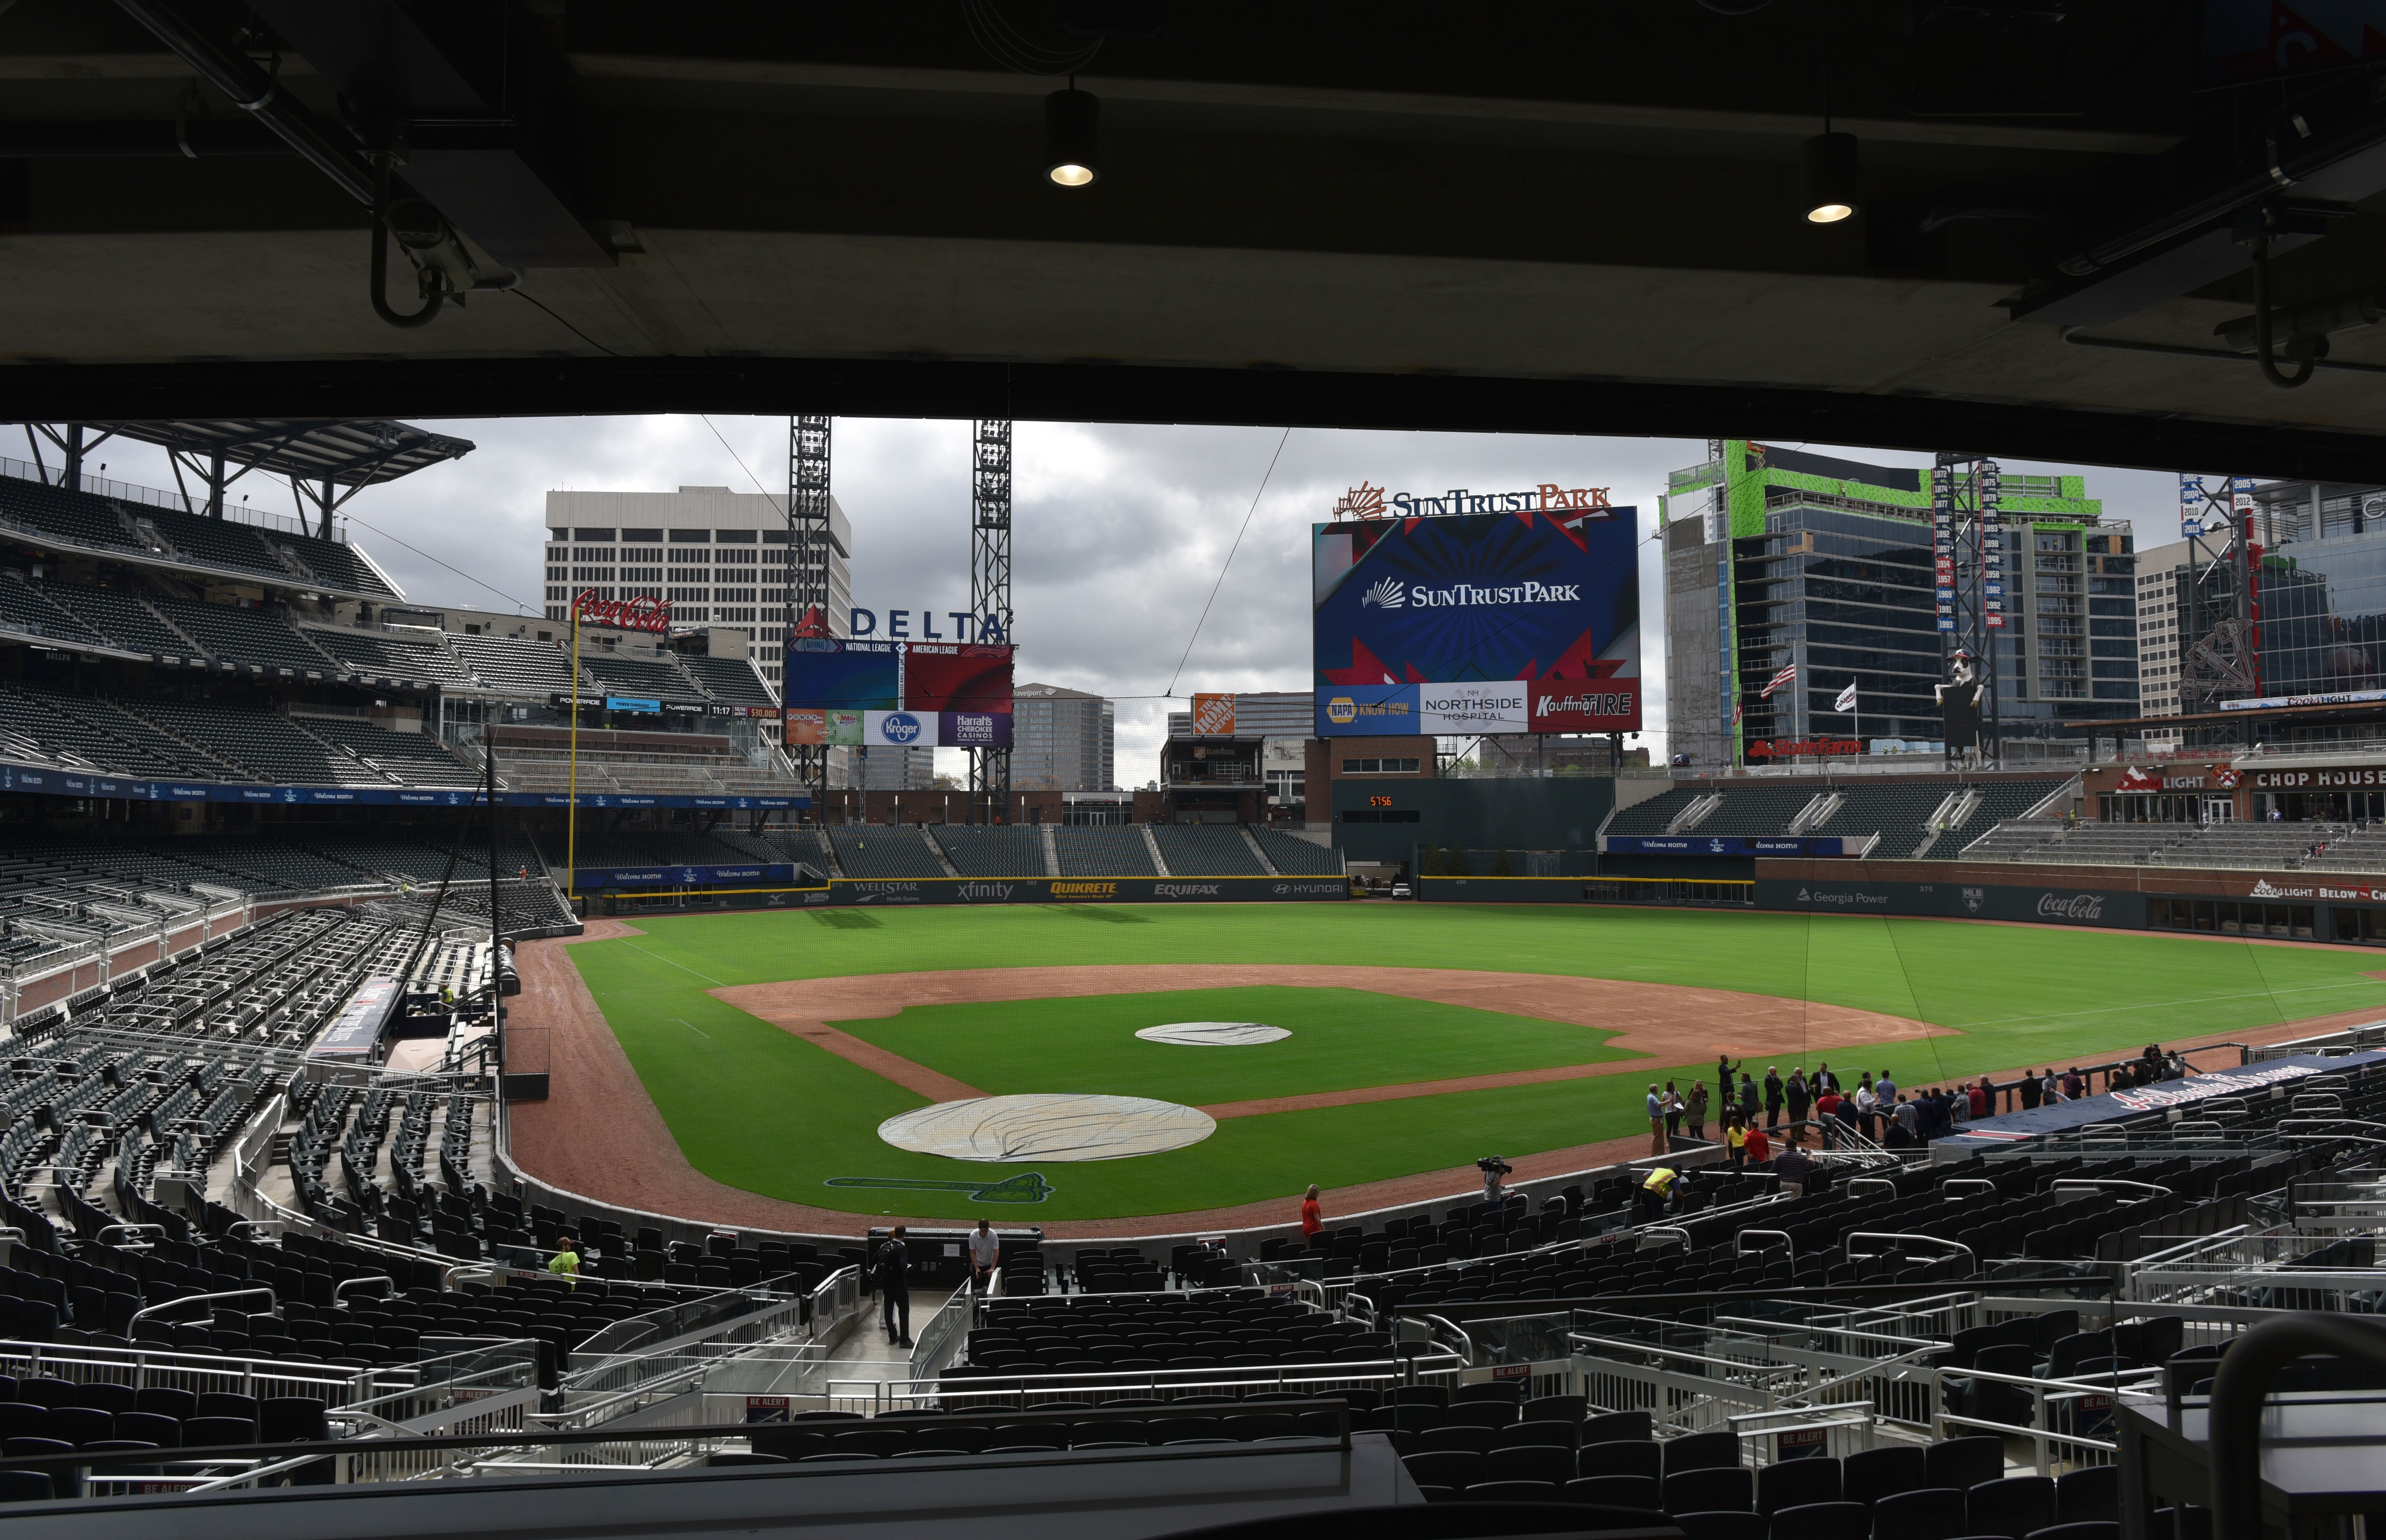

{"left": 87, "top": 419, "right": 476, "bottom": 489}
{"left": 6, "top": 8, "right": 2386, "bottom": 478}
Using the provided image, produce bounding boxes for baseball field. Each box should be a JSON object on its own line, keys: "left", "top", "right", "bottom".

{"left": 547, "top": 902, "right": 2386, "bottom": 1224}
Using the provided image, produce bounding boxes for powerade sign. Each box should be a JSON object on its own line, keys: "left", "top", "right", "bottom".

{"left": 1607, "top": 835, "right": 1857, "bottom": 856}
{"left": 1313, "top": 507, "right": 1640, "bottom": 734}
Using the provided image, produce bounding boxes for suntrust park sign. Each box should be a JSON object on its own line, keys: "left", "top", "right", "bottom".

{"left": 1333, "top": 481, "right": 1614, "bottom": 519}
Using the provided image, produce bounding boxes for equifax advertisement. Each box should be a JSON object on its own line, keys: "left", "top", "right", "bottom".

{"left": 1311, "top": 506, "right": 1640, "bottom": 736}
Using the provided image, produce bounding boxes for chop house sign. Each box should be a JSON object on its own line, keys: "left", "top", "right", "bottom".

{"left": 2249, "top": 765, "right": 2386, "bottom": 790}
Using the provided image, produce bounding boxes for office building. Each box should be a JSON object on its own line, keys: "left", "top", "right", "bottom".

{"left": 1661, "top": 441, "right": 2137, "bottom": 764}
{"left": 2138, "top": 480, "right": 2386, "bottom": 732}
{"left": 543, "top": 486, "right": 853, "bottom": 690}
{"left": 2133, "top": 538, "right": 2193, "bottom": 738}
{"left": 1012, "top": 683, "right": 1115, "bottom": 791}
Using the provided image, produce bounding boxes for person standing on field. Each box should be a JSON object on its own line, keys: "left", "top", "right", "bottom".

{"left": 1684, "top": 1082, "right": 1710, "bottom": 1142}
{"left": 1646, "top": 1084, "right": 1669, "bottom": 1157}
{"left": 1764, "top": 1067, "right": 1785, "bottom": 1129}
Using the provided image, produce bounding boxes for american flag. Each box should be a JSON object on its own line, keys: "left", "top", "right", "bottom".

{"left": 1760, "top": 662, "right": 1798, "bottom": 699}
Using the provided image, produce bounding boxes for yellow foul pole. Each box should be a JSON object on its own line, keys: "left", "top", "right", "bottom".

{"left": 567, "top": 600, "right": 581, "bottom": 898}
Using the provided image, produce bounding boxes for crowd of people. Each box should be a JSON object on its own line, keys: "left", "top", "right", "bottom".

{"left": 1639, "top": 1044, "right": 2195, "bottom": 1163}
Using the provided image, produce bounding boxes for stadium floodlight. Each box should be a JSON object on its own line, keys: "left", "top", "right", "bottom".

{"left": 1045, "top": 87, "right": 1100, "bottom": 186}
{"left": 1801, "top": 131, "right": 1858, "bottom": 223}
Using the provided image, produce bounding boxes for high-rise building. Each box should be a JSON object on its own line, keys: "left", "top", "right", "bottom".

{"left": 2142, "top": 479, "right": 2386, "bottom": 729}
{"left": 1012, "top": 683, "right": 1114, "bottom": 791}
{"left": 2133, "top": 537, "right": 2193, "bottom": 738}
{"left": 1661, "top": 442, "right": 2138, "bottom": 764}
{"left": 542, "top": 486, "right": 852, "bottom": 690}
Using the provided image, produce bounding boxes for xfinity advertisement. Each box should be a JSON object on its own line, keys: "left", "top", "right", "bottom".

{"left": 1312, "top": 505, "right": 1639, "bottom": 736}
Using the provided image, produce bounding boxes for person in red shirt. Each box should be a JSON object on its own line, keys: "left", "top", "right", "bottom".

{"left": 1743, "top": 1124, "right": 1771, "bottom": 1167}
{"left": 1300, "top": 1184, "right": 1323, "bottom": 1237}
{"left": 1968, "top": 1079, "right": 1991, "bottom": 1120}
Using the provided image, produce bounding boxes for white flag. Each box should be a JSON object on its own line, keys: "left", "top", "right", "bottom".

{"left": 1835, "top": 680, "right": 1858, "bottom": 713}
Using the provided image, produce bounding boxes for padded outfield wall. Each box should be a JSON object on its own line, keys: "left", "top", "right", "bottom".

{"left": 1418, "top": 856, "right": 2386, "bottom": 945}
{"left": 598, "top": 875, "right": 1354, "bottom": 915}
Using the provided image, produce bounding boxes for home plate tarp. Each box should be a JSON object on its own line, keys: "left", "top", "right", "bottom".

{"left": 1931, "top": 1049, "right": 2386, "bottom": 1158}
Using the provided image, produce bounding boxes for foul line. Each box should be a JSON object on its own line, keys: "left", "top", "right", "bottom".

{"left": 672, "top": 1018, "right": 712, "bottom": 1039}
{"left": 617, "top": 942, "right": 726, "bottom": 987}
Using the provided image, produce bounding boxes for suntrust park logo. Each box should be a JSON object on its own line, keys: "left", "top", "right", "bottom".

{"left": 1360, "top": 577, "right": 1405, "bottom": 609}
{"left": 1155, "top": 883, "right": 1222, "bottom": 898}
{"left": 2037, "top": 892, "right": 2107, "bottom": 920}
{"left": 1404, "top": 581, "right": 1581, "bottom": 609}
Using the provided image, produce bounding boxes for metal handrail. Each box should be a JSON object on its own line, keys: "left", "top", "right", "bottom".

{"left": 127, "top": 1285, "right": 277, "bottom": 1328}
{"left": 1845, "top": 1232, "right": 1976, "bottom": 1268}
{"left": 332, "top": 1274, "right": 397, "bottom": 1304}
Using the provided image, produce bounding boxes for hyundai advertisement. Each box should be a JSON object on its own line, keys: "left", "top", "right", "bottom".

{"left": 1313, "top": 504, "right": 1640, "bottom": 736}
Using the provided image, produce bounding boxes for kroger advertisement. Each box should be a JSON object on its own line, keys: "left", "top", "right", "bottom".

{"left": 781, "top": 640, "right": 1013, "bottom": 747}
{"left": 1312, "top": 493, "right": 1641, "bottom": 737}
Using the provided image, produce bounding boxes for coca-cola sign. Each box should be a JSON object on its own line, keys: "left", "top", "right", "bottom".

{"left": 2036, "top": 892, "right": 2107, "bottom": 921}
{"left": 574, "top": 590, "right": 672, "bottom": 634}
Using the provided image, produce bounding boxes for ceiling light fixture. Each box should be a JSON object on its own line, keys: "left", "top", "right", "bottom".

{"left": 1045, "top": 82, "right": 1099, "bottom": 187}
{"left": 1800, "top": 0, "right": 1856, "bottom": 225}
{"left": 1802, "top": 131, "right": 1859, "bottom": 223}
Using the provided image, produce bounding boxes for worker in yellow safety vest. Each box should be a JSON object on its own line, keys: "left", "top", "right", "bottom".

{"left": 1639, "top": 1167, "right": 1678, "bottom": 1223}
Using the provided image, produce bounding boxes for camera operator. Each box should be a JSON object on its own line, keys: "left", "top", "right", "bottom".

{"left": 1478, "top": 1156, "right": 1511, "bottom": 1205}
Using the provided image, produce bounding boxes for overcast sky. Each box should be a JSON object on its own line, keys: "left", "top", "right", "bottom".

{"left": 54, "top": 418, "right": 2184, "bottom": 784}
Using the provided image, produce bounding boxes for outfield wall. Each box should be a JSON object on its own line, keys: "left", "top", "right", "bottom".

{"left": 599, "top": 874, "right": 1354, "bottom": 915}
{"left": 1420, "top": 858, "right": 2386, "bottom": 945}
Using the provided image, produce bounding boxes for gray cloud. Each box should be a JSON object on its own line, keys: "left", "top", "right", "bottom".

{"left": 60, "top": 418, "right": 2184, "bottom": 786}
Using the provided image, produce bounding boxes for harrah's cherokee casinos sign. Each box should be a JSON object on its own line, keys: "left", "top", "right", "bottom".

{"left": 1312, "top": 495, "right": 1641, "bottom": 737}
{"left": 574, "top": 590, "right": 672, "bottom": 634}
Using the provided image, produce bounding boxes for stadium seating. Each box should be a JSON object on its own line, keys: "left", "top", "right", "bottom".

{"left": 0, "top": 473, "right": 154, "bottom": 556}
{"left": 295, "top": 717, "right": 478, "bottom": 788}
{"left": 34, "top": 579, "right": 206, "bottom": 660}
{"left": 146, "top": 595, "right": 343, "bottom": 677}
{"left": 934, "top": 825, "right": 1048, "bottom": 877}
{"left": 0, "top": 573, "right": 106, "bottom": 648}
{"left": 140, "top": 504, "right": 308, "bottom": 582}
{"left": 1603, "top": 788, "right": 1707, "bottom": 835}
{"left": 1053, "top": 826, "right": 1158, "bottom": 875}
{"left": 676, "top": 653, "right": 777, "bottom": 705}
{"left": 1252, "top": 827, "right": 1343, "bottom": 875}
{"left": 1152, "top": 825, "right": 1267, "bottom": 875}
{"left": 122, "top": 698, "right": 392, "bottom": 786}
{"left": 582, "top": 649, "right": 695, "bottom": 699}
{"left": 828, "top": 825, "right": 949, "bottom": 879}
{"left": 300, "top": 624, "right": 475, "bottom": 688}
{"left": 447, "top": 634, "right": 579, "bottom": 697}
{"left": 0, "top": 685, "right": 206, "bottom": 777}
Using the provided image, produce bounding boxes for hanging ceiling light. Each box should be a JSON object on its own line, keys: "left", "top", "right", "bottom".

{"left": 1801, "top": 130, "right": 1859, "bottom": 223}
{"left": 1045, "top": 86, "right": 1099, "bottom": 187}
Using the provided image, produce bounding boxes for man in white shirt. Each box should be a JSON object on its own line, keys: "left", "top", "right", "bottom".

{"left": 967, "top": 1218, "right": 1002, "bottom": 1295}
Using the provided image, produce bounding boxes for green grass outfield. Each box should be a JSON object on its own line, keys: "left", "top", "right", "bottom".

{"left": 565, "top": 903, "right": 2386, "bottom": 1221}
